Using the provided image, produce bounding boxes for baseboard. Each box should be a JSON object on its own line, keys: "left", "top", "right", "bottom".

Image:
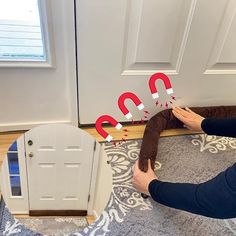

{"left": 11, "top": 211, "right": 29, "bottom": 215}
{"left": 0, "top": 120, "right": 73, "bottom": 132}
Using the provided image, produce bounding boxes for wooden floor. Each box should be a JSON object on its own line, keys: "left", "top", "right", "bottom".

{"left": 0, "top": 125, "right": 198, "bottom": 224}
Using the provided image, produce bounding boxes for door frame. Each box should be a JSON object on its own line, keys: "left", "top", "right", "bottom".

{"left": 0, "top": 137, "right": 29, "bottom": 214}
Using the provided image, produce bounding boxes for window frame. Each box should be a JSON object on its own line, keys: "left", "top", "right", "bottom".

{"left": 6, "top": 145, "right": 23, "bottom": 198}
{"left": 0, "top": 0, "right": 55, "bottom": 68}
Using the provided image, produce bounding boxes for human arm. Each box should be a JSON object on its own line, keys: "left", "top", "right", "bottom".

{"left": 148, "top": 164, "right": 236, "bottom": 219}
{"left": 172, "top": 106, "right": 236, "bottom": 138}
{"left": 201, "top": 117, "right": 236, "bottom": 138}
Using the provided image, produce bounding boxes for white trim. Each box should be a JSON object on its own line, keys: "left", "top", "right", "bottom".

{"left": 37, "top": 0, "right": 55, "bottom": 67}
{"left": 121, "top": 69, "right": 179, "bottom": 76}
{"left": 92, "top": 210, "right": 99, "bottom": 219}
{"left": 87, "top": 142, "right": 101, "bottom": 215}
{"left": 91, "top": 144, "right": 112, "bottom": 217}
{"left": 0, "top": 120, "right": 73, "bottom": 132}
{"left": 0, "top": 136, "right": 30, "bottom": 214}
{"left": 64, "top": 0, "right": 78, "bottom": 127}
{"left": 175, "top": 0, "right": 197, "bottom": 74}
{"left": 204, "top": 69, "right": 236, "bottom": 75}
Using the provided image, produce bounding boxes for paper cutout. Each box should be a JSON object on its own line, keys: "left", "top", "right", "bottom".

{"left": 149, "top": 73, "right": 174, "bottom": 99}
{"left": 95, "top": 115, "right": 122, "bottom": 142}
{"left": 118, "top": 92, "right": 145, "bottom": 119}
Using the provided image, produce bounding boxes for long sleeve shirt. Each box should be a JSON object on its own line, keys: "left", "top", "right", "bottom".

{"left": 148, "top": 117, "right": 236, "bottom": 219}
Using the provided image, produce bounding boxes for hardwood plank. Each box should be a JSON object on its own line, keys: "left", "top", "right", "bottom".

{"left": 86, "top": 215, "right": 96, "bottom": 224}
{"left": 82, "top": 125, "right": 200, "bottom": 142}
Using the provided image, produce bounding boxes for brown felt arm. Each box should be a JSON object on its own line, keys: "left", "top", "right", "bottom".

{"left": 139, "top": 106, "right": 236, "bottom": 172}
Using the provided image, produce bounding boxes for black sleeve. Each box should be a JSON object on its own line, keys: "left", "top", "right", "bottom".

{"left": 201, "top": 118, "right": 236, "bottom": 138}
{"left": 148, "top": 164, "right": 236, "bottom": 219}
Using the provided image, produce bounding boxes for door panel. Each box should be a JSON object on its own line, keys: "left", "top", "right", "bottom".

{"left": 123, "top": 0, "right": 195, "bottom": 74}
{"left": 24, "top": 124, "right": 95, "bottom": 210}
{"left": 77, "top": 0, "right": 236, "bottom": 127}
{"left": 206, "top": 0, "right": 236, "bottom": 74}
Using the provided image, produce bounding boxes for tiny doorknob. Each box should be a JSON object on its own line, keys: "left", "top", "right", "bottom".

{"left": 28, "top": 140, "right": 33, "bottom": 146}
{"left": 28, "top": 152, "right": 34, "bottom": 158}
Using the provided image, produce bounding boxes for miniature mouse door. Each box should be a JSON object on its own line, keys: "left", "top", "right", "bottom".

{"left": 24, "top": 124, "right": 95, "bottom": 214}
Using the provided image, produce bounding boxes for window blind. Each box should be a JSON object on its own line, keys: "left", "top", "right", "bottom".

{"left": 0, "top": 0, "right": 45, "bottom": 61}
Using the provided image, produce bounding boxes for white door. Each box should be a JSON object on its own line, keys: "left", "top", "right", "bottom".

{"left": 77, "top": 0, "right": 236, "bottom": 126}
{"left": 24, "top": 124, "right": 95, "bottom": 211}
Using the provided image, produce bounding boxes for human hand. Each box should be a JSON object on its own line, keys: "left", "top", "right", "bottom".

{"left": 172, "top": 107, "right": 205, "bottom": 132}
{"left": 132, "top": 159, "right": 158, "bottom": 196}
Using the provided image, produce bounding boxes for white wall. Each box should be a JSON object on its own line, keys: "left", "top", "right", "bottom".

{"left": 0, "top": 0, "right": 78, "bottom": 132}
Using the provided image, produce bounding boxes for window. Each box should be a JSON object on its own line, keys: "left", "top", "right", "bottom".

{"left": 0, "top": 0, "right": 53, "bottom": 67}
{"left": 7, "top": 141, "right": 22, "bottom": 196}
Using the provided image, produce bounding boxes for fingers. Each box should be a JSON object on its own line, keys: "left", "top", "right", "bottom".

{"left": 172, "top": 109, "right": 189, "bottom": 124}
{"left": 185, "top": 107, "right": 195, "bottom": 114}
{"left": 147, "top": 159, "right": 155, "bottom": 173}
{"left": 175, "top": 107, "right": 192, "bottom": 117}
{"left": 183, "top": 124, "right": 191, "bottom": 130}
{"left": 134, "top": 160, "right": 139, "bottom": 172}
{"left": 147, "top": 159, "right": 151, "bottom": 171}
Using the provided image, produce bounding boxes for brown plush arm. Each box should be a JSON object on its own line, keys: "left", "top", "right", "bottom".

{"left": 139, "top": 106, "right": 236, "bottom": 172}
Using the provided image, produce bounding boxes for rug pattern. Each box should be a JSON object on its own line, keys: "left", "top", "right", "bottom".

{"left": 78, "top": 134, "right": 236, "bottom": 236}
{"left": 16, "top": 217, "right": 88, "bottom": 236}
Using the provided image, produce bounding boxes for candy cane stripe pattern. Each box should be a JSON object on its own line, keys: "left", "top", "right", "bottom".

{"left": 149, "top": 72, "right": 174, "bottom": 99}
{"left": 95, "top": 115, "right": 122, "bottom": 142}
{"left": 118, "top": 92, "right": 145, "bottom": 119}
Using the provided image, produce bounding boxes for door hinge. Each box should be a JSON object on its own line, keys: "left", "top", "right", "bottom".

{"left": 88, "top": 194, "right": 90, "bottom": 202}
{"left": 93, "top": 141, "right": 97, "bottom": 151}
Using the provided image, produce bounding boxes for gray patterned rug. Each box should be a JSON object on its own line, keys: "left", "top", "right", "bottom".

{"left": 16, "top": 217, "right": 87, "bottom": 236}
{"left": 0, "top": 199, "right": 42, "bottom": 235}
{"left": 79, "top": 134, "right": 236, "bottom": 236}
{"left": 1, "top": 134, "right": 236, "bottom": 235}
{"left": 0, "top": 199, "right": 88, "bottom": 236}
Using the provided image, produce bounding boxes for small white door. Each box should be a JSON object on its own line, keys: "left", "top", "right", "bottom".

{"left": 24, "top": 124, "right": 95, "bottom": 211}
